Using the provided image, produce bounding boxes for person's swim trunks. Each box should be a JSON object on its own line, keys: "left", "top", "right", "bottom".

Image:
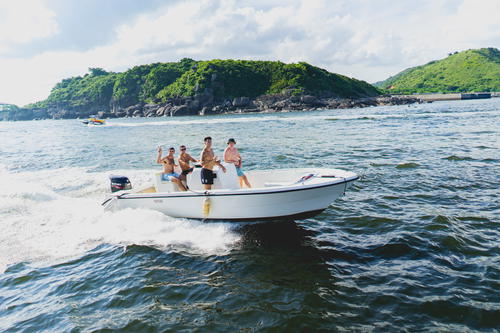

{"left": 162, "top": 172, "right": 180, "bottom": 181}
{"left": 181, "top": 167, "right": 193, "bottom": 176}
{"left": 201, "top": 168, "right": 215, "bottom": 185}
{"left": 235, "top": 166, "right": 245, "bottom": 177}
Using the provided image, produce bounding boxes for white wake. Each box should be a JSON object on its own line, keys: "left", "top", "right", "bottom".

{"left": 0, "top": 165, "right": 240, "bottom": 272}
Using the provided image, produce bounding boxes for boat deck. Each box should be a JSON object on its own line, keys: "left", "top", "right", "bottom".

{"left": 137, "top": 186, "right": 156, "bottom": 193}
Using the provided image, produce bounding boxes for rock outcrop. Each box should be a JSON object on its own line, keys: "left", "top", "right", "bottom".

{"left": 2, "top": 94, "right": 423, "bottom": 121}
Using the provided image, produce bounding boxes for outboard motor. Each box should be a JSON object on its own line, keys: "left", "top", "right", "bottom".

{"left": 109, "top": 175, "right": 132, "bottom": 193}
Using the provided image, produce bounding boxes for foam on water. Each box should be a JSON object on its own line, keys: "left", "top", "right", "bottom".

{"left": 106, "top": 115, "right": 287, "bottom": 127}
{"left": 0, "top": 165, "right": 240, "bottom": 272}
{"left": 103, "top": 108, "right": 497, "bottom": 129}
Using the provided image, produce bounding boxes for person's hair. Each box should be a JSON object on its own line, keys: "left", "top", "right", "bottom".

{"left": 169, "top": 147, "right": 175, "bottom": 150}
{"left": 204, "top": 136, "right": 212, "bottom": 142}
{"left": 180, "top": 145, "right": 186, "bottom": 149}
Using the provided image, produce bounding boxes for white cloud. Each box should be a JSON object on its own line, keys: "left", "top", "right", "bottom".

{"left": 0, "top": 0, "right": 499, "bottom": 106}
{"left": 0, "top": 0, "right": 58, "bottom": 54}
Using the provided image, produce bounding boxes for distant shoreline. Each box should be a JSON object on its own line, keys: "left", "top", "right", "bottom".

{"left": 397, "top": 92, "right": 496, "bottom": 102}
{"left": 1, "top": 95, "right": 423, "bottom": 121}
{"left": 3, "top": 93, "right": 497, "bottom": 122}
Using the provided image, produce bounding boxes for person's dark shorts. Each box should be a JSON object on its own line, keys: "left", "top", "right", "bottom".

{"left": 201, "top": 168, "right": 215, "bottom": 185}
{"left": 181, "top": 167, "right": 193, "bottom": 176}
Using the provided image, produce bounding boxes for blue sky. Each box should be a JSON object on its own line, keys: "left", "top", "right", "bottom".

{"left": 1, "top": 0, "right": 499, "bottom": 106}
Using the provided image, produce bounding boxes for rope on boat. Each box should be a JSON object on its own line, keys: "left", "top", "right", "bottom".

{"left": 186, "top": 188, "right": 209, "bottom": 195}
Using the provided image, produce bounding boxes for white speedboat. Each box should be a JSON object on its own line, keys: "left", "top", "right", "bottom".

{"left": 102, "top": 164, "right": 358, "bottom": 221}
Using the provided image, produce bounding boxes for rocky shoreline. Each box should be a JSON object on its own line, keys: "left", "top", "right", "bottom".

{"left": 2, "top": 95, "right": 423, "bottom": 121}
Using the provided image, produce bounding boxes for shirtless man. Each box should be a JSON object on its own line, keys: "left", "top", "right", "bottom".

{"left": 224, "top": 138, "right": 252, "bottom": 188}
{"left": 200, "top": 137, "right": 226, "bottom": 190}
{"left": 156, "top": 146, "right": 187, "bottom": 191}
{"left": 178, "top": 145, "right": 198, "bottom": 182}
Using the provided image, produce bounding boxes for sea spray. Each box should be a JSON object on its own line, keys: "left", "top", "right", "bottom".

{"left": 0, "top": 166, "right": 240, "bottom": 272}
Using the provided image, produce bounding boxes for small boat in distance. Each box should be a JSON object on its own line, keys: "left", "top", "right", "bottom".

{"left": 82, "top": 116, "right": 105, "bottom": 125}
{"left": 102, "top": 164, "right": 359, "bottom": 221}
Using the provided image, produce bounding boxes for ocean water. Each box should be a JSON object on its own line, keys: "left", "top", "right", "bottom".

{"left": 0, "top": 99, "right": 499, "bottom": 332}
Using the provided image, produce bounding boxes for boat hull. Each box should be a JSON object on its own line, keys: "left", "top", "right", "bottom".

{"left": 105, "top": 176, "right": 357, "bottom": 221}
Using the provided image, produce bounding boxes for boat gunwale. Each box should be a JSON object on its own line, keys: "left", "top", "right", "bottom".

{"left": 112, "top": 175, "right": 359, "bottom": 200}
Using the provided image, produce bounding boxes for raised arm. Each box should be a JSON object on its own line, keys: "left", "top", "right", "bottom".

{"left": 156, "top": 146, "right": 163, "bottom": 164}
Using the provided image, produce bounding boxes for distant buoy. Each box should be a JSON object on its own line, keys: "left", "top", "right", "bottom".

{"left": 203, "top": 197, "right": 211, "bottom": 218}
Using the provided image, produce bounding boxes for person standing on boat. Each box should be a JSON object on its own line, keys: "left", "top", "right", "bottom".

{"left": 156, "top": 146, "right": 187, "bottom": 191}
{"left": 178, "top": 145, "right": 198, "bottom": 182}
{"left": 224, "top": 138, "right": 252, "bottom": 188}
{"left": 200, "top": 137, "right": 226, "bottom": 190}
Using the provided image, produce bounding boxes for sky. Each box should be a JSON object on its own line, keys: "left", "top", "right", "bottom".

{"left": 1, "top": 0, "right": 499, "bottom": 106}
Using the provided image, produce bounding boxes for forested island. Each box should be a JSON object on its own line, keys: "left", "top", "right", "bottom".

{"left": 6, "top": 48, "right": 498, "bottom": 122}
{"left": 375, "top": 48, "right": 500, "bottom": 94}
{"left": 2, "top": 59, "right": 420, "bottom": 121}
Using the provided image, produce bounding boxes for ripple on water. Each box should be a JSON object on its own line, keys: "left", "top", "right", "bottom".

{"left": 369, "top": 162, "right": 392, "bottom": 167}
{"left": 419, "top": 299, "right": 500, "bottom": 329}
{"left": 481, "top": 158, "right": 499, "bottom": 163}
{"left": 274, "top": 154, "right": 288, "bottom": 161}
{"left": 381, "top": 195, "right": 400, "bottom": 200}
{"left": 369, "top": 242, "right": 418, "bottom": 259}
{"left": 340, "top": 215, "right": 401, "bottom": 230}
{"left": 396, "top": 162, "right": 421, "bottom": 169}
{"left": 443, "top": 155, "right": 474, "bottom": 161}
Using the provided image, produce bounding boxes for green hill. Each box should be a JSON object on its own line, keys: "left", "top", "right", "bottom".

{"left": 375, "top": 48, "right": 500, "bottom": 93}
{"left": 27, "top": 59, "right": 379, "bottom": 113}
{"left": 0, "top": 103, "right": 19, "bottom": 111}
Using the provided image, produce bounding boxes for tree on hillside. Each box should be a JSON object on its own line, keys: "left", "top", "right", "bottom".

{"left": 89, "top": 67, "right": 108, "bottom": 76}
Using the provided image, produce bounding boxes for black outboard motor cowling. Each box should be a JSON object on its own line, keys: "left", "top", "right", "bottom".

{"left": 109, "top": 175, "right": 132, "bottom": 193}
